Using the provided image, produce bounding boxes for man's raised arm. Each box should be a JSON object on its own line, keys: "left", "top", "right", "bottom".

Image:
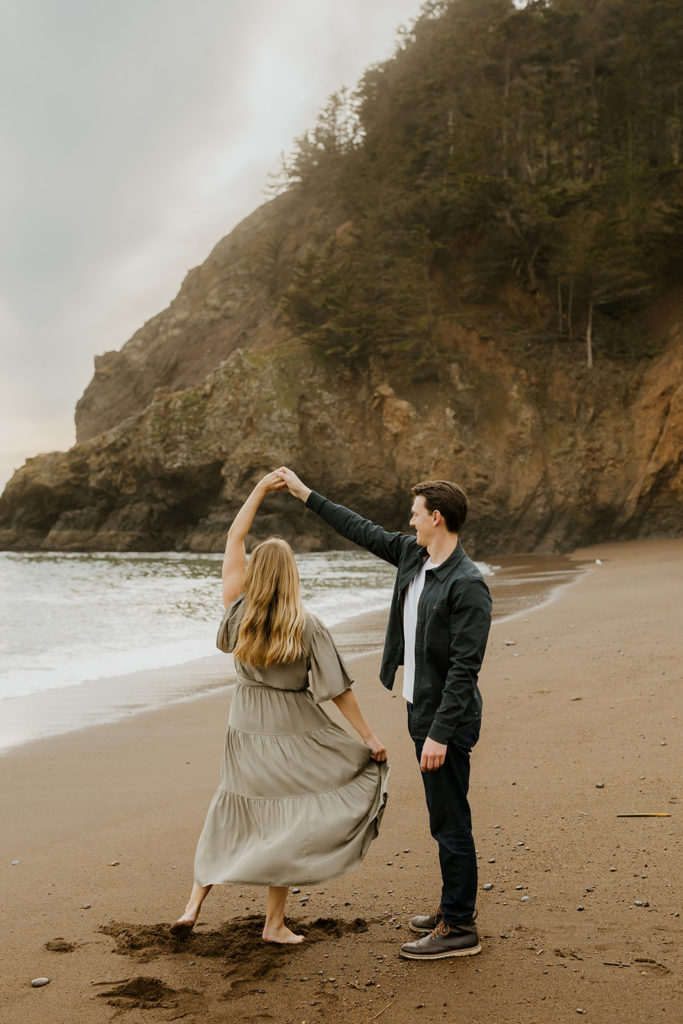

{"left": 277, "top": 467, "right": 408, "bottom": 568}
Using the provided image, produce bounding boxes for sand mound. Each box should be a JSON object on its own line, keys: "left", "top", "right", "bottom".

{"left": 96, "top": 976, "right": 181, "bottom": 1009}
{"left": 100, "top": 914, "right": 368, "bottom": 968}
{"left": 98, "top": 915, "right": 371, "bottom": 1003}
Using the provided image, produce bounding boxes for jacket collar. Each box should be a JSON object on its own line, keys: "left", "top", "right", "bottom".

{"left": 425, "top": 539, "right": 465, "bottom": 578}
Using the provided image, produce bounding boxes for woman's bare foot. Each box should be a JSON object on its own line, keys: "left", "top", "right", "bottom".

{"left": 170, "top": 916, "right": 195, "bottom": 937}
{"left": 170, "top": 883, "right": 212, "bottom": 937}
{"left": 262, "top": 923, "right": 304, "bottom": 944}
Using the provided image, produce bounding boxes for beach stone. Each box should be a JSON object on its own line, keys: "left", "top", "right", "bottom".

{"left": 11, "top": 859, "right": 19, "bottom": 865}
{"left": 258, "top": 988, "right": 266, "bottom": 994}
{"left": 635, "top": 900, "right": 644, "bottom": 906}
{"left": 488, "top": 858, "right": 495, "bottom": 863}
{"left": 31, "top": 978, "right": 50, "bottom": 988}
{"left": 596, "top": 782, "right": 605, "bottom": 788}
{"left": 577, "top": 905, "right": 585, "bottom": 911}
{"left": 292, "top": 887, "right": 300, "bottom": 893}
{"left": 505, "top": 640, "right": 515, "bottom": 646}
{"left": 483, "top": 884, "right": 493, "bottom": 891}
{"left": 521, "top": 896, "right": 530, "bottom": 902}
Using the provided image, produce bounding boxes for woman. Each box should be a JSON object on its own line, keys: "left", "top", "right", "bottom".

{"left": 171, "top": 472, "right": 389, "bottom": 944}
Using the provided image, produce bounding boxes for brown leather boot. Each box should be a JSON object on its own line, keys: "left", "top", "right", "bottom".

{"left": 408, "top": 907, "right": 442, "bottom": 935}
{"left": 400, "top": 918, "right": 481, "bottom": 960}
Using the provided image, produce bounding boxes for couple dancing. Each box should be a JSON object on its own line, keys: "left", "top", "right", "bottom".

{"left": 171, "top": 468, "right": 492, "bottom": 960}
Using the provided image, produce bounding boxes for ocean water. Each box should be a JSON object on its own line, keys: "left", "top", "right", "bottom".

{"left": 0, "top": 549, "right": 584, "bottom": 751}
{"left": 0, "top": 550, "right": 407, "bottom": 702}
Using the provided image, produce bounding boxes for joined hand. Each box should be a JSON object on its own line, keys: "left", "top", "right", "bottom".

{"left": 276, "top": 467, "right": 311, "bottom": 502}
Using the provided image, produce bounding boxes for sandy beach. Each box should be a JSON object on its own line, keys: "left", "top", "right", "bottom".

{"left": 1, "top": 538, "right": 680, "bottom": 1024}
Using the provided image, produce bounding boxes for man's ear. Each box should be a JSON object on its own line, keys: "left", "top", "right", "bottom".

{"left": 432, "top": 509, "right": 442, "bottom": 526}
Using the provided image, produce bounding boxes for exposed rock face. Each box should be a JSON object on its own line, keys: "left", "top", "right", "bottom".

{"left": 1, "top": 279, "right": 681, "bottom": 554}
{"left": 74, "top": 194, "right": 307, "bottom": 441}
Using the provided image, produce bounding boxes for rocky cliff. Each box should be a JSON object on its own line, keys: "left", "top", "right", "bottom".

{"left": 3, "top": 0, "right": 682, "bottom": 556}
{"left": 1, "top": 186, "right": 681, "bottom": 556}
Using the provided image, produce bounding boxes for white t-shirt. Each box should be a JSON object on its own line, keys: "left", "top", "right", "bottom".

{"left": 402, "top": 557, "right": 439, "bottom": 703}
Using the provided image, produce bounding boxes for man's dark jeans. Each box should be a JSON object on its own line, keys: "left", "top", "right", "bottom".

{"left": 409, "top": 705, "right": 480, "bottom": 926}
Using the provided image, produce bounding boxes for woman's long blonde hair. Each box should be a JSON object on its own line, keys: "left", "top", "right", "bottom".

{"left": 233, "top": 538, "right": 306, "bottom": 667}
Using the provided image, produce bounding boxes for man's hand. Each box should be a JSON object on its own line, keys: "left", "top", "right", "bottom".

{"left": 256, "top": 471, "right": 287, "bottom": 494}
{"left": 277, "top": 466, "right": 311, "bottom": 503}
{"left": 420, "top": 737, "right": 447, "bottom": 772}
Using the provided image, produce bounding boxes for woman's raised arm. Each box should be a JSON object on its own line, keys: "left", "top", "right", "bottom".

{"left": 222, "top": 472, "right": 286, "bottom": 608}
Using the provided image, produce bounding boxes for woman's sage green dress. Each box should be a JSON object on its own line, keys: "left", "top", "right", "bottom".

{"left": 193, "top": 596, "right": 389, "bottom": 887}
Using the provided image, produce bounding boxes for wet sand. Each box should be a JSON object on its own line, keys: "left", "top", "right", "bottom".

{"left": 1, "top": 538, "right": 680, "bottom": 1024}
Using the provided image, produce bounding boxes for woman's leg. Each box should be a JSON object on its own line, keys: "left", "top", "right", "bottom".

{"left": 170, "top": 882, "right": 212, "bottom": 934}
{"left": 262, "top": 886, "right": 304, "bottom": 944}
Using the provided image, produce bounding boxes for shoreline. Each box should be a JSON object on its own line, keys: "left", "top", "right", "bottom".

{"left": 1, "top": 536, "right": 680, "bottom": 1023}
{"left": 0, "top": 550, "right": 585, "bottom": 755}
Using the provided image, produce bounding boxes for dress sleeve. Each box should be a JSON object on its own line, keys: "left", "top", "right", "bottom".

{"left": 216, "top": 594, "right": 245, "bottom": 653}
{"left": 307, "top": 617, "right": 354, "bottom": 703}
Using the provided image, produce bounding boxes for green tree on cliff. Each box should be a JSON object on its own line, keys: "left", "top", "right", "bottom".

{"left": 279, "top": 0, "right": 683, "bottom": 368}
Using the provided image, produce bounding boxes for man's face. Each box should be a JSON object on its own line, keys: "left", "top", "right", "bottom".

{"left": 410, "top": 495, "right": 436, "bottom": 547}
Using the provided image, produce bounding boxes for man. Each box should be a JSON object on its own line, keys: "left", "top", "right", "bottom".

{"left": 278, "top": 468, "right": 492, "bottom": 960}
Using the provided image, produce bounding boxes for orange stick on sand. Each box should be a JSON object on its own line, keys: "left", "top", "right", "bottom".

{"left": 616, "top": 812, "right": 671, "bottom": 817}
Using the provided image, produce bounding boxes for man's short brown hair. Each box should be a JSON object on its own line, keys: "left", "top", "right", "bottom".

{"left": 411, "top": 480, "right": 468, "bottom": 534}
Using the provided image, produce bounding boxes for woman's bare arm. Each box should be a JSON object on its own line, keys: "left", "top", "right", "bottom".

{"left": 222, "top": 471, "right": 286, "bottom": 608}
{"left": 331, "top": 689, "right": 387, "bottom": 762}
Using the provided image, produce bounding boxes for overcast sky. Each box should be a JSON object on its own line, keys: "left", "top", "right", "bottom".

{"left": 0, "top": 0, "right": 423, "bottom": 488}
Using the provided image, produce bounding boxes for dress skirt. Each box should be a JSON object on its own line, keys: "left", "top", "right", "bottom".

{"left": 194, "top": 680, "right": 389, "bottom": 887}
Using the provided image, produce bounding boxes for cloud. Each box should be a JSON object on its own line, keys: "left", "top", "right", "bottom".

{"left": 0, "top": 0, "right": 421, "bottom": 487}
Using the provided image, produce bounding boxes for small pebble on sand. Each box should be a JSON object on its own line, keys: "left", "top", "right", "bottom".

{"left": 31, "top": 978, "right": 50, "bottom": 988}
{"left": 483, "top": 884, "right": 493, "bottom": 891}
{"left": 596, "top": 782, "right": 605, "bottom": 788}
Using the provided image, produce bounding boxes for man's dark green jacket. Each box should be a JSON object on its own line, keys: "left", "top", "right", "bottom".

{"left": 306, "top": 491, "right": 492, "bottom": 745}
